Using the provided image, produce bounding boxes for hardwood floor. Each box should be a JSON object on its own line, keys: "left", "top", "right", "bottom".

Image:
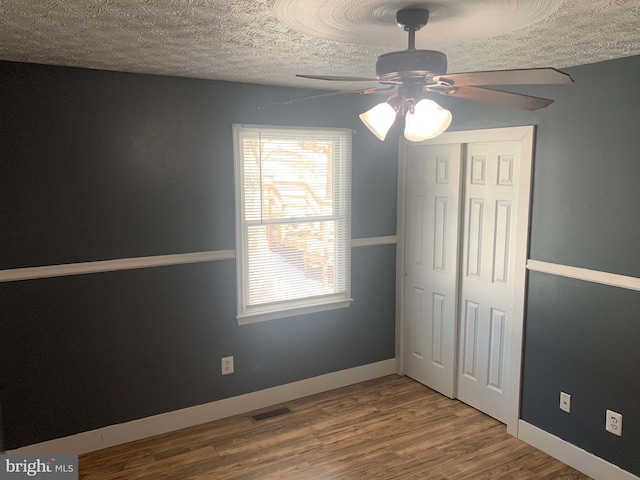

{"left": 80, "top": 375, "right": 590, "bottom": 479}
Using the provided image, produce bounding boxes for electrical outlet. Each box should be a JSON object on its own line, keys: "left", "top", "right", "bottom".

{"left": 221, "top": 356, "right": 234, "bottom": 375}
{"left": 560, "top": 392, "right": 571, "bottom": 413}
{"left": 606, "top": 409, "right": 622, "bottom": 436}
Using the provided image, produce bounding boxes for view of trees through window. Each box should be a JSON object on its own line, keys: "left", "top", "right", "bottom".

{"left": 242, "top": 136, "right": 341, "bottom": 308}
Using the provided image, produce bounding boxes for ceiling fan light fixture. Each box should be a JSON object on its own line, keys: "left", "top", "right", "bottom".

{"left": 404, "top": 98, "right": 452, "bottom": 142}
{"left": 296, "top": 7, "right": 571, "bottom": 132}
{"left": 359, "top": 102, "right": 398, "bottom": 141}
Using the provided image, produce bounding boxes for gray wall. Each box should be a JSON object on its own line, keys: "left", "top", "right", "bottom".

{"left": 0, "top": 61, "right": 398, "bottom": 449}
{"left": 523, "top": 56, "right": 640, "bottom": 476}
{"left": 0, "top": 400, "right": 4, "bottom": 452}
{"left": 522, "top": 272, "right": 640, "bottom": 474}
{"left": 442, "top": 54, "right": 640, "bottom": 476}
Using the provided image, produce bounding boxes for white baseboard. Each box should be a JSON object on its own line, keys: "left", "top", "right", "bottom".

{"left": 518, "top": 420, "right": 639, "bottom": 480}
{"left": 8, "top": 359, "right": 396, "bottom": 455}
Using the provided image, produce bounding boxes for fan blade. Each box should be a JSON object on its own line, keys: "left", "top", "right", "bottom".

{"left": 296, "top": 74, "right": 380, "bottom": 82}
{"left": 443, "top": 86, "right": 554, "bottom": 111}
{"left": 434, "top": 68, "right": 574, "bottom": 86}
{"left": 258, "top": 86, "right": 394, "bottom": 109}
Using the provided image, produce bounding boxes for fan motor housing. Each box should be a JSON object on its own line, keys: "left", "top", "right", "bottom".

{"left": 376, "top": 50, "right": 447, "bottom": 82}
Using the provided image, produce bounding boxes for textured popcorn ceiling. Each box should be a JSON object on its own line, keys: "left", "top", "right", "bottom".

{"left": 1, "top": 0, "right": 639, "bottom": 90}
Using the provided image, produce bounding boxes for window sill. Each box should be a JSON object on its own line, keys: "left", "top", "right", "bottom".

{"left": 237, "top": 298, "right": 353, "bottom": 325}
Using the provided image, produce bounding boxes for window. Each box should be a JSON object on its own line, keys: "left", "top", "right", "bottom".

{"left": 233, "top": 124, "right": 352, "bottom": 324}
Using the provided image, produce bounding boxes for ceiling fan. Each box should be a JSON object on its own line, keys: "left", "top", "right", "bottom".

{"left": 296, "top": 7, "right": 574, "bottom": 142}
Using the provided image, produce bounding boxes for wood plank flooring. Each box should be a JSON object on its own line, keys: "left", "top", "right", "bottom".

{"left": 80, "top": 375, "right": 590, "bottom": 479}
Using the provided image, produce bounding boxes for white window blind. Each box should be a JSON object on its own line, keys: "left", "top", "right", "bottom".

{"left": 233, "top": 124, "right": 352, "bottom": 323}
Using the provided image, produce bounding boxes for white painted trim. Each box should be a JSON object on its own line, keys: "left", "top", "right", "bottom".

{"left": 505, "top": 125, "right": 534, "bottom": 437}
{"left": 233, "top": 123, "right": 246, "bottom": 337}
{"left": 0, "top": 236, "right": 396, "bottom": 284}
{"left": 8, "top": 359, "right": 396, "bottom": 455}
{"left": 0, "top": 250, "right": 236, "bottom": 283}
{"left": 236, "top": 124, "right": 354, "bottom": 135}
{"left": 527, "top": 260, "right": 640, "bottom": 292}
{"left": 421, "top": 126, "right": 537, "bottom": 145}
{"left": 518, "top": 420, "right": 640, "bottom": 480}
{"left": 351, "top": 235, "right": 397, "bottom": 248}
{"left": 395, "top": 143, "right": 408, "bottom": 377}
{"left": 237, "top": 298, "right": 353, "bottom": 325}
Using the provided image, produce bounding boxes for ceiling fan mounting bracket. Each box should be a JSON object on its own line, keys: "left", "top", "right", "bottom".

{"left": 396, "top": 8, "right": 430, "bottom": 50}
{"left": 396, "top": 8, "right": 430, "bottom": 32}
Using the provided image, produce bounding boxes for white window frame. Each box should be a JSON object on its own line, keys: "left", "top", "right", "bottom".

{"left": 233, "top": 124, "right": 352, "bottom": 324}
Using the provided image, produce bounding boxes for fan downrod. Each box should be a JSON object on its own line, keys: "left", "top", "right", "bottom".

{"left": 396, "top": 8, "right": 429, "bottom": 50}
{"left": 375, "top": 8, "right": 446, "bottom": 82}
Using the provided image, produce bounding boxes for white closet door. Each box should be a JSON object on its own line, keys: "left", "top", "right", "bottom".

{"left": 402, "top": 143, "right": 462, "bottom": 398}
{"left": 456, "top": 141, "right": 520, "bottom": 423}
